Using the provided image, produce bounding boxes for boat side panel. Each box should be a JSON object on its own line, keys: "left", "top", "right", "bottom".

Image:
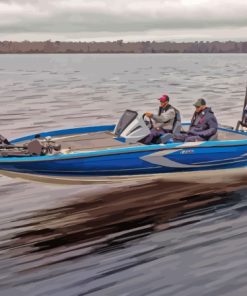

{"left": 1, "top": 144, "right": 247, "bottom": 177}
{"left": 166, "top": 146, "right": 247, "bottom": 165}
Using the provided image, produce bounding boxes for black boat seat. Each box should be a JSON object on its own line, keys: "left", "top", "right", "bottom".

{"left": 173, "top": 109, "right": 182, "bottom": 135}
{"left": 172, "top": 120, "right": 182, "bottom": 135}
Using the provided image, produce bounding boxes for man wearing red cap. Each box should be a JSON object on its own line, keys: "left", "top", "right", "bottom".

{"left": 142, "top": 94, "right": 177, "bottom": 144}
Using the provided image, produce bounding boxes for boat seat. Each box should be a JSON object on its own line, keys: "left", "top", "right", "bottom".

{"left": 236, "top": 103, "right": 247, "bottom": 130}
{"left": 172, "top": 108, "right": 182, "bottom": 135}
{"left": 159, "top": 111, "right": 182, "bottom": 144}
{"left": 173, "top": 120, "right": 182, "bottom": 135}
{"left": 236, "top": 120, "right": 247, "bottom": 131}
{"left": 159, "top": 123, "right": 182, "bottom": 144}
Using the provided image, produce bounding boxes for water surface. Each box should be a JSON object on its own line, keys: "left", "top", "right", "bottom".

{"left": 0, "top": 54, "right": 247, "bottom": 296}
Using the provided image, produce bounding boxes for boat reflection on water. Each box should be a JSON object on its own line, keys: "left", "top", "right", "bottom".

{"left": 8, "top": 177, "right": 246, "bottom": 262}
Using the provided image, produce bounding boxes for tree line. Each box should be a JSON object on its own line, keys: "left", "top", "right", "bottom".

{"left": 0, "top": 40, "right": 247, "bottom": 53}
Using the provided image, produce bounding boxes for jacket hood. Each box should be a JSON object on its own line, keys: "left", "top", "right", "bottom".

{"left": 202, "top": 107, "right": 214, "bottom": 115}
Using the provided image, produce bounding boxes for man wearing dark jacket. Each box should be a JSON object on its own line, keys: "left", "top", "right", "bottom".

{"left": 173, "top": 98, "right": 218, "bottom": 142}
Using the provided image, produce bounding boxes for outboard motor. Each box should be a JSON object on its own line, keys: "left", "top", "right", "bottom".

{"left": 27, "top": 137, "right": 61, "bottom": 156}
{"left": 114, "top": 110, "right": 150, "bottom": 144}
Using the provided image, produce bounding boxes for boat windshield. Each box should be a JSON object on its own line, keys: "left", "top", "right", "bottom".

{"left": 114, "top": 110, "right": 138, "bottom": 136}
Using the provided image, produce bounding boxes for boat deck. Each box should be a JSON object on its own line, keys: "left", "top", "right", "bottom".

{"left": 9, "top": 128, "right": 247, "bottom": 157}
{"left": 54, "top": 131, "right": 144, "bottom": 151}
{"left": 52, "top": 129, "right": 247, "bottom": 152}
{"left": 217, "top": 129, "right": 247, "bottom": 140}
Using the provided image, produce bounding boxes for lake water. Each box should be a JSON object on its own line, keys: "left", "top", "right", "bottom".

{"left": 0, "top": 54, "right": 247, "bottom": 296}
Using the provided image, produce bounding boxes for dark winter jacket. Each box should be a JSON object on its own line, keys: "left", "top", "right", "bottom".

{"left": 188, "top": 107, "right": 218, "bottom": 140}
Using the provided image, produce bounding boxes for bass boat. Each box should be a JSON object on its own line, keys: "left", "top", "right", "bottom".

{"left": 1, "top": 105, "right": 247, "bottom": 184}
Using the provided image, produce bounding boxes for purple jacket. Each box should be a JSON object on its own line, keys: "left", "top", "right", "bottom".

{"left": 188, "top": 107, "right": 218, "bottom": 140}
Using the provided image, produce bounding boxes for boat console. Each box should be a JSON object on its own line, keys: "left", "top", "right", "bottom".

{"left": 113, "top": 110, "right": 150, "bottom": 144}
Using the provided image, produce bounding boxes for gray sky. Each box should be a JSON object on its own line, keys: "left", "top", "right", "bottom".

{"left": 0, "top": 0, "right": 247, "bottom": 41}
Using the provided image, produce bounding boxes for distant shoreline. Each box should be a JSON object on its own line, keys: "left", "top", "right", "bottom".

{"left": 0, "top": 40, "right": 247, "bottom": 54}
{"left": 1, "top": 52, "right": 247, "bottom": 55}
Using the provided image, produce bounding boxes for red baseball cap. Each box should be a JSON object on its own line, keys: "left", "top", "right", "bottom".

{"left": 159, "top": 95, "right": 170, "bottom": 102}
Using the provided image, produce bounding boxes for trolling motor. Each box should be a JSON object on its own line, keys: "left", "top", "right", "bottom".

{"left": 0, "top": 134, "right": 61, "bottom": 157}
{"left": 27, "top": 135, "right": 61, "bottom": 156}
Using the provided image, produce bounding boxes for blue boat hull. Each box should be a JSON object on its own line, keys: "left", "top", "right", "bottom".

{"left": 1, "top": 124, "right": 247, "bottom": 183}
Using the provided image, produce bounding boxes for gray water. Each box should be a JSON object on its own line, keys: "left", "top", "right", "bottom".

{"left": 0, "top": 54, "right": 247, "bottom": 296}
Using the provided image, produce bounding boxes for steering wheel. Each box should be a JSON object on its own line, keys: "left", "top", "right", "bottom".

{"left": 142, "top": 113, "right": 154, "bottom": 129}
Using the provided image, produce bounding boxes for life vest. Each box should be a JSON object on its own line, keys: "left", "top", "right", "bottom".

{"left": 158, "top": 104, "right": 181, "bottom": 128}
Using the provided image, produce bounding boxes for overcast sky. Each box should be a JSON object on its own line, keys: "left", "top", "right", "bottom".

{"left": 0, "top": 0, "right": 247, "bottom": 42}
